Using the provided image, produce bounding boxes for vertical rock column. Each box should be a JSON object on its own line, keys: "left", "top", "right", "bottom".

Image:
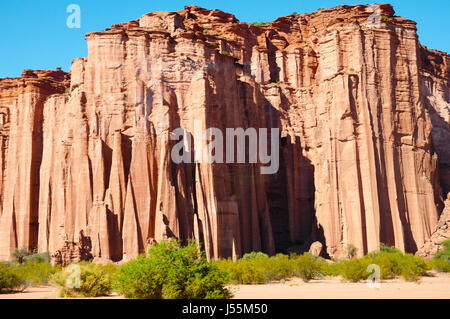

{"left": 0, "top": 82, "right": 47, "bottom": 259}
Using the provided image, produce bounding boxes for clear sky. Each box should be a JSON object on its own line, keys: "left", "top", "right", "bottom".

{"left": 0, "top": 0, "right": 449, "bottom": 78}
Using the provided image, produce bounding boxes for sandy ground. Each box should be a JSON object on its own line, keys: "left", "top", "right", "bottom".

{"left": 1, "top": 272, "right": 449, "bottom": 299}
{"left": 231, "top": 272, "right": 450, "bottom": 299}
{"left": 0, "top": 286, "right": 123, "bottom": 299}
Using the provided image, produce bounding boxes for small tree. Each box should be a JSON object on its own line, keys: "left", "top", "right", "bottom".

{"left": 345, "top": 244, "right": 358, "bottom": 259}
{"left": 11, "top": 248, "right": 32, "bottom": 265}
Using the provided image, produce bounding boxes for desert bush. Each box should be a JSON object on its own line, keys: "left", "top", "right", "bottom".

{"left": 217, "top": 245, "right": 430, "bottom": 285}
{"left": 0, "top": 263, "right": 26, "bottom": 293}
{"left": 9, "top": 251, "right": 57, "bottom": 287}
{"left": 365, "top": 245, "right": 428, "bottom": 281}
{"left": 114, "top": 240, "right": 232, "bottom": 299}
{"left": 397, "top": 254, "right": 428, "bottom": 281}
{"left": 336, "top": 244, "right": 428, "bottom": 282}
{"left": 216, "top": 257, "right": 267, "bottom": 285}
{"left": 345, "top": 244, "right": 358, "bottom": 259}
{"left": 241, "top": 252, "right": 269, "bottom": 261}
{"left": 51, "top": 262, "right": 115, "bottom": 298}
{"left": 335, "top": 258, "right": 371, "bottom": 282}
{"left": 24, "top": 252, "right": 51, "bottom": 264}
{"left": 11, "top": 248, "right": 32, "bottom": 264}
{"left": 379, "top": 243, "right": 402, "bottom": 254}
{"left": 217, "top": 253, "right": 296, "bottom": 285}
{"left": 252, "top": 22, "right": 267, "bottom": 26}
{"left": 324, "top": 260, "right": 341, "bottom": 277}
{"left": 293, "top": 253, "right": 326, "bottom": 282}
{"left": 430, "top": 239, "right": 450, "bottom": 272}
{"left": 434, "top": 239, "right": 450, "bottom": 262}
{"left": 259, "top": 254, "right": 294, "bottom": 282}
{"left": 430, "top": 258, "right": 450, "bottom": 272}
{"left": 15, "top": 262, "right": 59, "bottom": 286}
{"left": 365, "top": 246, "right": 403, "bottom": 279}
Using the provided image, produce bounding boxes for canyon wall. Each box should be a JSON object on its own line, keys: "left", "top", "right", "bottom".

{"left": 0, "top": 4, "right": 449, "bottom": 263}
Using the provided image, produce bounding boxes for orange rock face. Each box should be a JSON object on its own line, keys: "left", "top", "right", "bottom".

{"left": 0, "top": 4, "right": 449, "bottom": 263}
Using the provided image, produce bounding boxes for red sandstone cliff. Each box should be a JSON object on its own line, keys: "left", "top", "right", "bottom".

{"left": 0, "top": 4, "right": 449, "bottom": 263}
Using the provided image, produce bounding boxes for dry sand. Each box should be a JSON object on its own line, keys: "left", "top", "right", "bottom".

{"left": 1, "top": 272, "right": 449, "bottom": 299}
{"left": 231, "top": 272, "right": 450, "bottom": 299}
{"left": 0, "top": 286, "right": 123, "bottom": 299}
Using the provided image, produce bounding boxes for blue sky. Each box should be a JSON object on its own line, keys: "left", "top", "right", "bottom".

{"left": 0, "top": 0, "right": 449, "bottom": 78}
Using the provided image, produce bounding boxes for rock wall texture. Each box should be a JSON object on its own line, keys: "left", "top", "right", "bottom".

{"left": 0, "top": 4, "right": 449, "bottom": 263}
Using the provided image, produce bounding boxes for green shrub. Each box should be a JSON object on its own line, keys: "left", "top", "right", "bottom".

{"left": 252, "top": 22, "right": 267, "bottom": 27}
{"left": 435, "top": 239, "right": 450, "bottom": 262}
{"left": 430, "top": 239, "right": 450, "bottom": 272}
{"left": 430, "top": 258, "right": 450, "bottom": 272}
{"left": 15, "top": 262, "right": 59, "bottom": 286}
{"left": 11, "top": 248, "right": 32, "bottom": 264}
{"left": 216, "top": 253, "right": 296, "bottom": 285}
{"left": 365, "top": 246, "right": 404, "bottom": 279}
{"left": 24, "top": 252, "right": 51, "bottom": 264}
{"left": 0, "top": 263, "right": 26, "bottom": 293}
{"left": 260, "top": 254, "right": 294, "bottom": 281}
{"left": 114, "top": 240, "right": 232, "bottom": 299}
{"left": 345, "top": 244, "right": 358, "bottom": 259}
{"left": 51, "top": 262, "right": 115, "bottom": 298}
{"left": 360, "top": 245, "right": 428, "bottom": 282}
{"left": 216, "top": 258, "right": 267, "bottom": 285}
{"left": 336, "top": 258, "right": 370, "bottom": 282}
{"left": 379, "top": 243, "right": 402, "bottom": 254}
{"left": 241, "top": 252, "right": 269, "bottom": 261}
{"left": 220, "top": 50, "right": 230, "bottom": 56}
{"left": 8, "top": 251, "right": 57, "bottom": 287}
{"left": 293, "top": 253, "right": 326, "bottom": 282}
{"left": 216, "top": 245, "right": 431, "bottom": 285}
{"left": 397, "top": 254, "right": 428, "bottom": 281}
{"left": 324, "top": 260, "right": 341, "bottom": 277}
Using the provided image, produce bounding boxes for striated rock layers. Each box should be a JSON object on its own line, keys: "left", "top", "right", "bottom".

{"left": 0, "top": 4, "right": 449, "bottom": 263}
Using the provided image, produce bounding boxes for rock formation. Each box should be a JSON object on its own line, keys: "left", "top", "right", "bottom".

{"left": 417, "top": 194, "right": 450, "bottom": 259}
{"left": 0, "top": 4, "right": 449, "bottom": 263}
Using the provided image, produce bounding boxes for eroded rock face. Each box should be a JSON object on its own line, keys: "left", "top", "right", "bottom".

{"left": 0, "top": 4, "right": 449, "bottom": 263}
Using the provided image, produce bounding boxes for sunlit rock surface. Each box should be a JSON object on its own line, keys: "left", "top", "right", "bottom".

{"left": 0, "top": 4, "right": 448, "bottom": 263}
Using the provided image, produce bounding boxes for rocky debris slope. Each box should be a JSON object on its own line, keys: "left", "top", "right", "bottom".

{"left": 0, "top": 4, "right": 449, "bottom": 263}
{"left": 417, "top": 195, "right": 450, "bottom": 259}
